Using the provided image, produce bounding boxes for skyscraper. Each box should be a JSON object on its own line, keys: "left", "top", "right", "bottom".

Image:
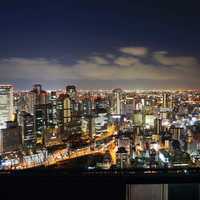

{"left": 31, "top": 84, "right": 48, "bottom": 105}
{"left": 82, "top": 97, "right": 93, "bottom": 115}
{"left": 0, "top": 85, "right": 14, "bottom": 129}
{"left": 66, "top": 85, "right": 80, "bottom": 119}
{"left": 154, "top": 118, "right": 162, "bottom": 135}
{"left": 162, "top": 93, "right": 168, "bottom": 108}
{"left": 162, "top": 93, "right": 172, "bottom": 109}
{"left": 0, "top": 121, "right": 22, "bottom": 153}
{"left": 49, "top": 91, "right": 57, "bottom": 127}
{"left": 19, "top": 111, "right": 36, "bottom": 148}
{"left": 112, "top": 88, "right": 123, "bottom": 115}
{"left": 57, "top": 94, "right": 72, "bottom": 141}
{"left": 34, "top": 103, "right": 53, "bottom": 144}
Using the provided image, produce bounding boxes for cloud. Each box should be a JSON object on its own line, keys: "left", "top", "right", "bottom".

{"left": 153, "top": 51, "right": 198, "bottom": 66}
{"left": 89, "top": 56, "right": 109, "bottom": 65}
{"left": 0, "top": 57, "right": 76, "bottom": 81}
{"left": 114, "top": 56, "right": 139, "bottom": 66}
{"left": 0, "top": 47, "right": 199, "bottom": 89}
{"left": 119, "top": 47, "right": 148, "bottom": 56}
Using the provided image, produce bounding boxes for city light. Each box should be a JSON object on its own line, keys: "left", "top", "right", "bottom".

{"left": 0, "top": 85, "right": 198, "bottom": 173}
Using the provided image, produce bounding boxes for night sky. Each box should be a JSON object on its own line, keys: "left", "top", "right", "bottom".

{"left": 0, "top": 0, "right": 200, "bottom": 90}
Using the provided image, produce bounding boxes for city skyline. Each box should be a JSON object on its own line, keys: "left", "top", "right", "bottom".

{"left": 0, "top": 1, "right": 200, "bottom": 89}
{"left": 1, "top": 1, "right": 200, "bottom": 199}
{"left": 0, "top": 83, "right": 200, "bottom": 174}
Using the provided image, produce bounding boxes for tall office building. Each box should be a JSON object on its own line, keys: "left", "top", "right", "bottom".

{"left": 29, "top": 84, "right": 49, "bottom": 144}
{"left": 162, "top": 93, "right": 168, "bottom": 108}
{"left": 112, "top": 88, "right": 123, "bottom": 115}
{"left": 82, "top": 97, "right": 93, "bottom": 115}
{"left": 49, "top": 91, "right": 57, "bottom": 127}
{"left": 34, "top": 103, "right": 53, "bottom": 144}
{"left": 31, "top": 84, "right": 48, "bottom": 105}
{"left": 17, "top": 91, "right": 36, "bottom": 114}
{"left": 154, "top": 118, "right": 162, "bottom": 135}
{"left": 0, "top": 121, "right": 22, "bottom": 153}
{"left": 162, "top": 93, "right": 173, "bottom": 109}
{"left": 57, "top": 94, "right": 72, "bottom": 140}
{"left": 19, "top": 111, "right": 36, "bottom": 148}
{"left": 151, "top": 118, "right": 162, "bottom": 142}
{"left": 66, "top": 85, "right": 80, "bottom": 118}
{"left": 14, "top": 91, "right": 33, "bottom": 114}
{"left": 0, "top": 85, "right": 14, "bottom": 129}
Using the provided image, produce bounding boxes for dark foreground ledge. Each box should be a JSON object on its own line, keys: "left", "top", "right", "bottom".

{"left": 0, "top": 167, "right": 200, "bottom": 184}
{"left": 0, "top": 168, "right": 200, "bottom": 200}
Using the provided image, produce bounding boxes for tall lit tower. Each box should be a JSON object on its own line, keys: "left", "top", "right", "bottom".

{"left": 0, "top": 85, "right": 14, "bottom": 129}
{"left": 66, "top": 85, "right": 78, "bottom": 117}
{"left": 162, "top": 93, "right": 173, "bottom": 109}
{"left": 162, "top": 93, "right": 168, "bottom": 108}
{"left": 30, "top": 84, "right": 49, "bottom": 144}
{"left": 57, "top": 94, "right": 72, "bottom": 141}
{"left": 112, "top": 88, "right": 123, "bottom": 115}
{"left": 49, "top": 91, "right": 57, "bottom": 127}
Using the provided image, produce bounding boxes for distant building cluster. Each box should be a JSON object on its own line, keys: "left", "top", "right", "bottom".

{"left": 0, "top": 84, "right": 200, "bottom": 170}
